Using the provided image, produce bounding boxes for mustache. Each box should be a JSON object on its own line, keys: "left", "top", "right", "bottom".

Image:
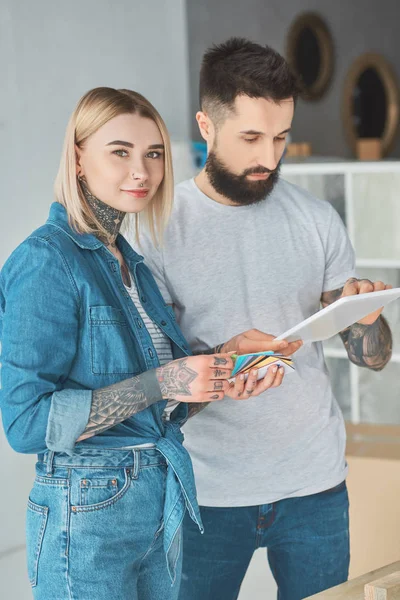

{"left": 242, "top": 166, "right": 277, "bottom": 177}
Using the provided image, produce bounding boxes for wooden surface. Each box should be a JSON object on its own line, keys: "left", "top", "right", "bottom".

{"left": 365, "top": 572, "right": 400, "bottom": 600}
{"left": 304, "top": 562, "right": 400, "bottom": 599}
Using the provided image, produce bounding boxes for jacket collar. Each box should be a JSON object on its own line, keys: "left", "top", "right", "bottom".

{"left": 46, "top": 202, "right": 144, "bottom": 265}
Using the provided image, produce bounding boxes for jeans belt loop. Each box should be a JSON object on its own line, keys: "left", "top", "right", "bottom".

{"left": 132, "top": 449, "right": 140, "bottom": 479}
{"left": 46, "top": 451, "right": 55, "bottom": 476}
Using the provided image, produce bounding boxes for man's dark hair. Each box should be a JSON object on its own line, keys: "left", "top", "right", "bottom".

{"left": 199, "top": 37, "right": 298, "bottom": 125}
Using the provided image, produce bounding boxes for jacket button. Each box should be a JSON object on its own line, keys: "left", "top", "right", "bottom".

{"left": 161, "top": 320, "right": 167, "bottom": 326}
{"left": 148, "top": 348, "right": 154, "bottom": 358}
{"left": 141, "top": 296, "right": 146, "bottom": 303}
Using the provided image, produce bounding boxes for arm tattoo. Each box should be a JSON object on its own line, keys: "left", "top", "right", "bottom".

{"left": 194, "top": 343, "right": 224, "bottom": 355}
{"left": 187, "top": 402, "right": 210, "bottom": 419}
{"left": 321, "top": 286, "right": 393, "bottom": 371}
{"left": 78, "top": 371, "right": 160, "bottom": 442}
{"left": 321, "top": 287, "right": 344, "bottom": 306}
{"left": 340, "top": 317, "right": 392, "bottom": 371}
{"left": 78, "top": 358, "right": 200, "bottom": 442}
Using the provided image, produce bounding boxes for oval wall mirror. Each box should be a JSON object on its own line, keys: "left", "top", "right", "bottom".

{"left": 286, "top": 12, "right": 334, "bottom": 101}
{"left": 343, "top": 53, "right": 399, "bottom": 156}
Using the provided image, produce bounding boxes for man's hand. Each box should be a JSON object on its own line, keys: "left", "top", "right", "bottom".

{"left": 322, "top": 278, "right": 392, "bottom": 325}
{"left": 220, "top": 328, "right": 302, "bottom": 357}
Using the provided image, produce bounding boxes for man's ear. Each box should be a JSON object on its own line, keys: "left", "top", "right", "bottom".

{"left": 75, "top": 144, "right": 84, "bottom": 177}
{"left": 196, "top": 111, "right": 215, "bottom": 144}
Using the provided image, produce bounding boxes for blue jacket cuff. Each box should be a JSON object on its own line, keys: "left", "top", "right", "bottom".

{"left": 46, "top": 389, "right": 92, "bottom": 455}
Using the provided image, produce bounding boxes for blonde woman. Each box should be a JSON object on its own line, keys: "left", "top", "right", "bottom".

{"left": 0, "top": 87, "right": 288, "bottom": 600}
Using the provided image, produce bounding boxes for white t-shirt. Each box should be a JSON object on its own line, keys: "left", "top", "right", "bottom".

{"left": 138, "top": 177, "right": 356, "bottom": 507}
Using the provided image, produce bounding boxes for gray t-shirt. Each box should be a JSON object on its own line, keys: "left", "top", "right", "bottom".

{"left": 138, "top": 177, "right": 356, "bottom": 507}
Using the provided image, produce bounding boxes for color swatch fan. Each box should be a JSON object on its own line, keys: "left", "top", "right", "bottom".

{"left": 229, "top": 351, "right": 295, "bottom": 382}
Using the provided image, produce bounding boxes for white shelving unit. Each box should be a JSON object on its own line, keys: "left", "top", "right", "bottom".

{"left": 281, "top": 159, "right": 400, "bottom": 425}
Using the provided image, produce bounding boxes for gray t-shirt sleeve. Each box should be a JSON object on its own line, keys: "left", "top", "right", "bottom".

{"left": 136, "top": 232, "right": 173, "bottom": 304}
{"left": 322, "top": 204, "right": 357, "bottom": 292}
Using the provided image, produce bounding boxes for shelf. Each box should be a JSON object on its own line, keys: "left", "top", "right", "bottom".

{"left": 356, "top": 260, "right": 400, "bottom": 269}
{"left": 281, "top": 160, "right": 400, "bottom": 175}
{"left": 281, "top": 161, "right": 400, "bottom": 426}
{"left": 324, "top": 349, "right": 400, "bottom": 363}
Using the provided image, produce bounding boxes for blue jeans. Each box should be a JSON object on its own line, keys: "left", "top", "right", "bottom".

{"left": 26, "top": 448, "right": 182, "bottom": 600}
{"left": 179, "top": 481, "right": 350, "bottom": 600}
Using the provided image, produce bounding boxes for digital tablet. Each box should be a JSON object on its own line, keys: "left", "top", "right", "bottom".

{"left": 276, "top": 288, "right": 400, "bottom": 344}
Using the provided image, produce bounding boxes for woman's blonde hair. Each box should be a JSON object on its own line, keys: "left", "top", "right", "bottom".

{"left": 54, "top": 87, "right": 174, "bottom": 245}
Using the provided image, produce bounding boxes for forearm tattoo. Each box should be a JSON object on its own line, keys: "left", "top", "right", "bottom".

{"left": 321, "top": 286, "right": 393, "bottom": 371}
{"left": 78, "top": 371, "right": 160, "bottom": 441}
{"left": 187, "top": 402, "right": 210, "bottom": 419}
{"left": 194, "top": 343, "right": 224, "bottom": 355}
{"left": 340, "top": 317, "right": 392, "bottom": 371}
{"left": 78, "top": 358, "right": 203, "bottom": 441}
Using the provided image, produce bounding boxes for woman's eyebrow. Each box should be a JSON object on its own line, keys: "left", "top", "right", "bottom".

{"left": 106, "top": 140, "right": 134, "bottom": 148}
{"left": 106, "top": 141, "right": 164, "bottom": 150}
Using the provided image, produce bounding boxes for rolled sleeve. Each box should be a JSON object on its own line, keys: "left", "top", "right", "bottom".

{"left": 46, "top": 388, "right": 93, "bottom": 455}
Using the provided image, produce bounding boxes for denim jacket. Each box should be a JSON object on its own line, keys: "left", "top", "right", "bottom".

{"left": 0, "top": 202, "right": 203, "bottom": 579}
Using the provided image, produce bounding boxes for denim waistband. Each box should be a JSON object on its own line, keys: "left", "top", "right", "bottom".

{"left": 37, "top": 423, "right": 203, "bottom": 584}
{"left": 37, "top": 447, "right": 166, "bottom": 473}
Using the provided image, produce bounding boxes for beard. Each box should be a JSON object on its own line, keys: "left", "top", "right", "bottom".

{"left": 205, "top": 149, "right": 281, "bottom": 206}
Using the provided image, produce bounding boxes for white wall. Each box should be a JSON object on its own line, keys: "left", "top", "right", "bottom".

{"left": 186, "top": 0, "right": 400, "bottom": 158}
{"left": 0, "top": 1, "right": 190, "bottom": 597}
{"left": 0, "top": 0, "right": 191, "bottom": 267}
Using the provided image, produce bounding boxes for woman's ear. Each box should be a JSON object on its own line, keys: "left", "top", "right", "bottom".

{"left": 75, "top": 144, "right": 83, "bottom": 177}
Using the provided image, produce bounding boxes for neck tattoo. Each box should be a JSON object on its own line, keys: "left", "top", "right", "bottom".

{"left": 79, "top": 178, "right": 125, "bottom": 248}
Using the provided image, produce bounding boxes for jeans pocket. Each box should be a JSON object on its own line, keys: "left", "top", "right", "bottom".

{"left": 72, "top": 468, "right": 131, "bottom": 512}
{"left": 80, "top": 476, "right": 119, "bottom": 506}
{"left": 26, "top": 499, "right": 48, "bottom": 587}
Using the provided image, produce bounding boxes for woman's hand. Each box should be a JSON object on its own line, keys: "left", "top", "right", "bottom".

{"left": 226, "top": 364, "right": 285, "bottom": 400}
{"left": 157, "top": 354, "right": 234, "bottom": 403}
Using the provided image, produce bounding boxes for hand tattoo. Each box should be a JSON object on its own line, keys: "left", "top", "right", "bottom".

{"left": 214, "top": 369, "right": 225, "bottom": 377}
{"left": 157, "top": 358, "right": 198, "bottom": 397}
{"left": 214, "top": 357, "right": 228, "bottom": 366}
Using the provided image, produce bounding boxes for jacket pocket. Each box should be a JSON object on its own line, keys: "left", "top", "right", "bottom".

{"left": 89, "top": 305, "right": 141, "bottom": 375}
{"left": 26, "top": 500, "right": 48, "bottom": 587}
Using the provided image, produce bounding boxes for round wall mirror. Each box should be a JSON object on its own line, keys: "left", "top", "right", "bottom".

{"left": 343, "top": 53, "right": 399, "bottom": 156}
{"left": 286, "top": 12, "right": 334, "bottom": 101}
